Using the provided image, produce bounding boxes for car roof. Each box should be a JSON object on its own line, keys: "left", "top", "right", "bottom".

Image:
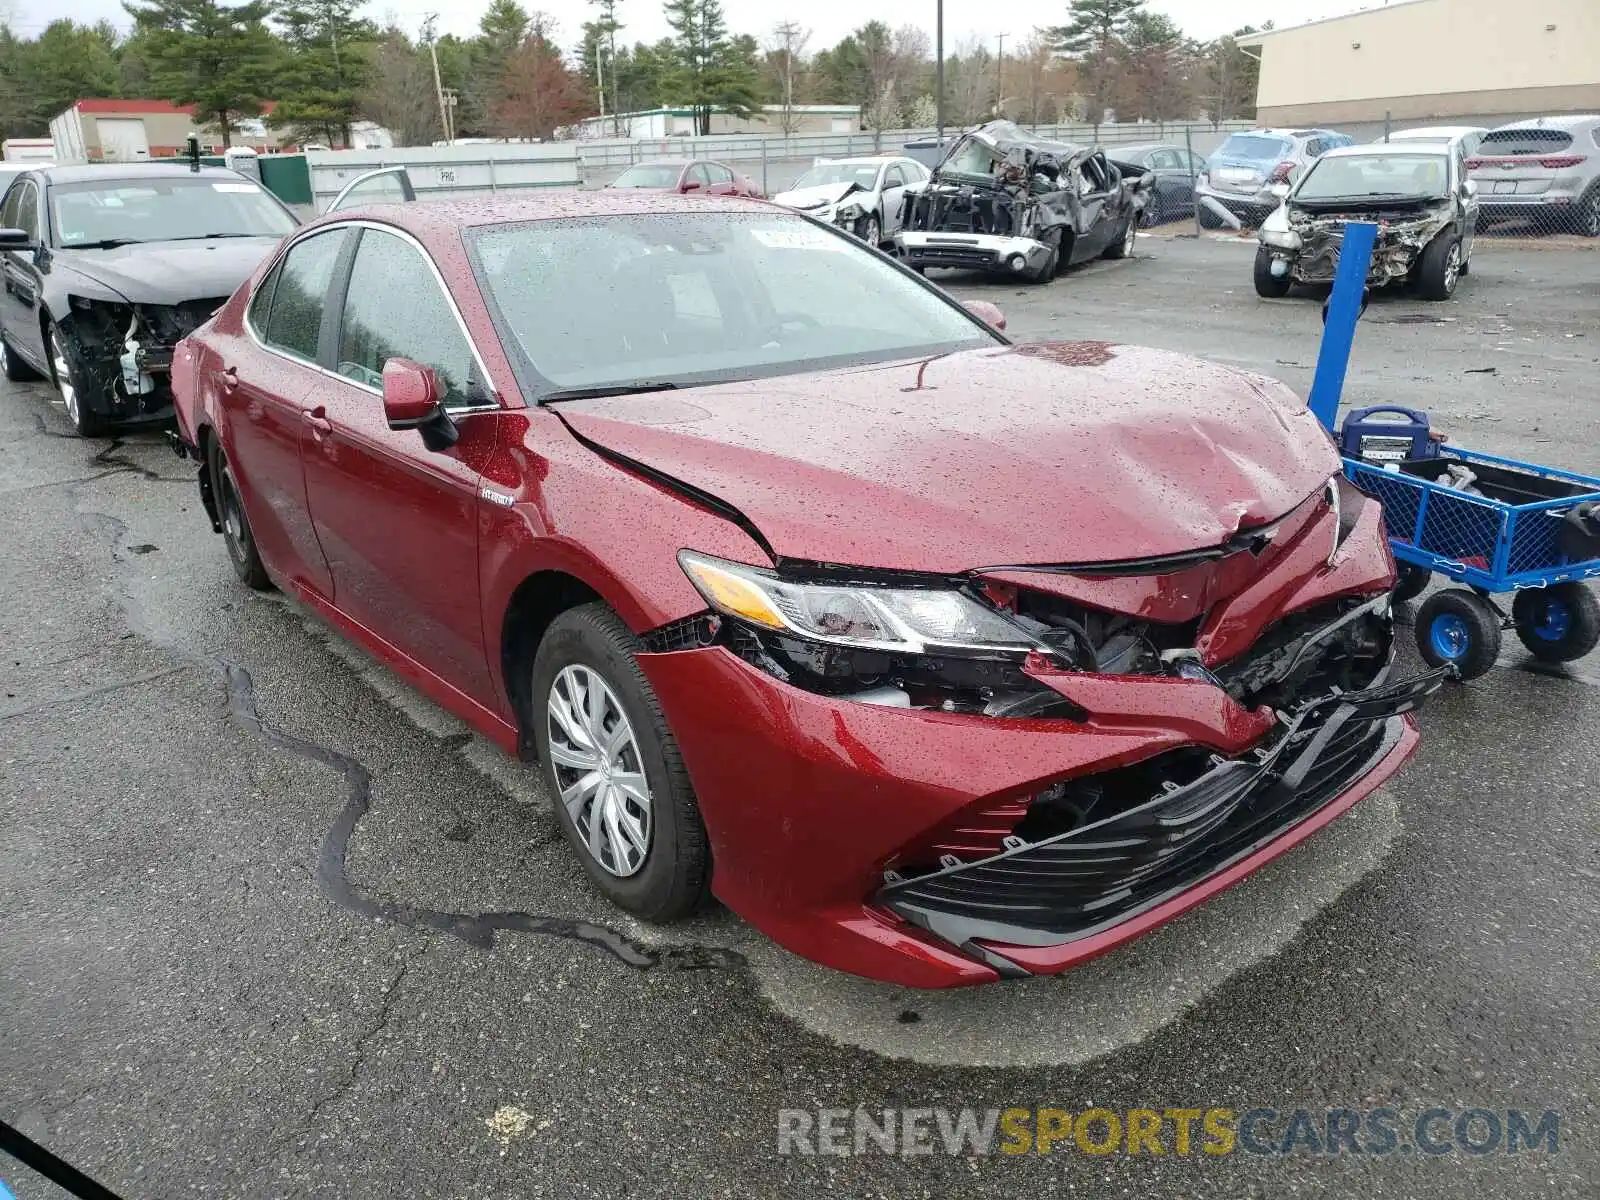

{"left": 1320, "top": 142, "right": 1450, "bottom": 160}
{"left": 1105, "top": 142, "right": 1182, "bottom": 156}
{"left": 810, "top": 156, "right": 900, "bottom": 166}
{"left": 1490, "top": 114, "right": 1600, "bottom": 132}
{"left": 29, "top": 163, "right": 249, "bottom": 185}
{"left": 1389, "top": 126, "right": 1486, "bottom": 139}
{"left": 621, "top": 159, "right": 691, "bottom": 169}
{"left": 326, "top": 190, "right": 775, "bottom": 235}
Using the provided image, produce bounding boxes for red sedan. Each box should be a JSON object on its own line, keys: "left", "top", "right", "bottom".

{"left": 606, "top": 158, "right": 763, "bottom": 198}
{"left": 170, "top": 191, "right": 1445, "bottom": 987}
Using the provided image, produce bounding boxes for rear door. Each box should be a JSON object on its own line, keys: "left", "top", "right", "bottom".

{"left": 880, "top": 163, "right": 910, "bottom": 234}
{"left": 704, "top": 163, "right": 739, "bottom": 196}
{"left": 301, "top": 223, "right": 501, "bottom": 704}
{"left": 219, "top": 227, "right": 350, "bottom": 598}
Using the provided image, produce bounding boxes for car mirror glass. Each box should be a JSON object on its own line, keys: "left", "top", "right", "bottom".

{"left": 0, "top": 226, "right": 31, "bottom": 250}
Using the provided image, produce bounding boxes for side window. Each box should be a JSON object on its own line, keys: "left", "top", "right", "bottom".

{"left": 1591, "top": 128, "right": 1600, "bottom": 151}
{"left": 335, "top": 228, "right": 476, "bottom": 405}
{"left": 0, "top": 183, "right": 20, "bottom": 230}
{"left": 15, "top": 182, "right": 39, "bottom": 240}
{"left": 708, "top": 164, "right": 734, "bottom": 184}
{"left": 1185, "top": 151, "right": 1205, "bottom": 172}
{"left": 1304, "top": 138, "right": 1325, "bottom": 158}
{"left": 247, "top": 260, "right": 282, "bottom": 335}
{"left": 687, "top": 164, "right": 713, "bottom": 188}
{"left": 884, "top": 165, "right": 906, "bottom": 188}
{"left": 1150, "top": 149, "right": 1182, "bottom": 170}
{"left": 262, "top": 229, "right": 347, "bottom": 361}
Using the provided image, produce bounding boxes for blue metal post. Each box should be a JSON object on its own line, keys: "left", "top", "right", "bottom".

{"left": 1307, "top": 219, "right": 1378, "bottom": 434}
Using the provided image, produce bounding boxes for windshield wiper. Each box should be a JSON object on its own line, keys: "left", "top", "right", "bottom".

{"left": 59, "top": 238, "right": 144, "bottom": 249}
{"left": 165, "top": 232, "right": 268, "bottom": 241}
{"left": 538, "top": 382, "right": 681, "bottom": 405}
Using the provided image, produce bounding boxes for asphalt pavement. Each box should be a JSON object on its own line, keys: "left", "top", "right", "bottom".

{"left": 1, "top": 236, "right": 1596, "bottom": 1198}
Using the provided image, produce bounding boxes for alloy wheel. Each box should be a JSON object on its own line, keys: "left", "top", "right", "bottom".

{"left": 1123, "top": 217, "right": 1137, "bottom": 256}
{"left": 862, "top": 215, "right": 881, "bottom": 246}
{"left": 219, "top": 468, "right": 249, "bottom": 567}
{"left": 1583, "top": 194, "right": 1600, "bottom": 237}
{"left": 1443, "top": 243, "right": 1461, "bottom": 293}
{"left": 49, "top": 329, "right": 79, "bottom": 426}
{"left": 546, "top": 664, "right": 653, "bottom": 877}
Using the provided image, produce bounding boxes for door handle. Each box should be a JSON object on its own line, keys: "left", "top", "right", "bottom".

{"left": 302, "top": 406, "right": 333, "bottom": 438}
{"left": 220, "top": 366, "right": 238, "bottom": 393}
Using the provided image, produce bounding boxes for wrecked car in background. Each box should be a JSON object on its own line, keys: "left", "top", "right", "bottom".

{"left": 1255, "top": 144, "right": 1477, "bottom": 301}
{"left": 771, "top": 156, "right": 929, "bottom": 246}
{"left": 894, "top": 121, "right": 1149, "bottom": 282}
{"left": 0, "top": 164, "right": 298, "bottom": 435}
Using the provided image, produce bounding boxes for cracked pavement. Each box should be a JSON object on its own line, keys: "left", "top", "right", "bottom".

{"left": 1, "top": 238, "right": 1597, "bottom": 1198}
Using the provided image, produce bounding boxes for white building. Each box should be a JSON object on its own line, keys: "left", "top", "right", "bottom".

{"left": 577, "top": 105, "right": 861, "bottom": 139}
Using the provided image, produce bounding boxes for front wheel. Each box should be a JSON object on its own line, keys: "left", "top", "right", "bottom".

{"left": 1393, "top": 562, "right": 1431, "bottom": 604}
{"left": 1417, "top": 588, "right": 1502, "bottom": 680}
{"left": 1512, "top": 583, "right": 1600, "bottom": 663}
{"left": 530, "top": 603, "right": 710, "bottom": 922}
{"left": 1254, "top": 247, "right": 1292, "bottom": 298}
{"left": 47, "top": 323, "right": 110, "bottom": 437}
{"left": 1415, "top": 234, "right": 1462, "bottom": 300}
{"left": 857, "top": 213, "right": 882, "bottom": 246}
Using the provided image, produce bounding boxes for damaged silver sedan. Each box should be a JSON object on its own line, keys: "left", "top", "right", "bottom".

{"left": 0, "top": 164, "right": 298, "bottom": 435}
{"left": 1255, "top": 144, "right": 1478, "bottom": 301}
{"left": 894, "top": 121, "right": 1150, "bottom": 283}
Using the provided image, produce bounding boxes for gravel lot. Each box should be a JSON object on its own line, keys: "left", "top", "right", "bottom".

{"left": 1, "top": 235, "right": 1596, "bottom": 1199}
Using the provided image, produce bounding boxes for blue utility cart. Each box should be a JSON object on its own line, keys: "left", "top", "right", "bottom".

{"left": 1340, "top": 406, "right": 1600, "bottom": 680}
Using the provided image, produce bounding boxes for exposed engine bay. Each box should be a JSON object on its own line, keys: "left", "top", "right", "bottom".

{"left": 1279, "top": 198, "right": 1455, "bottom": 285}
{"left": 894, "top": 120, "right": 1148, "bottom": 278}
{"left": 60, "top": 296, "right": 227, "bottom": 418}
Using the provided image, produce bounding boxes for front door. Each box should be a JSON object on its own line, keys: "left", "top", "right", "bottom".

{"left": 1067, "top": 154, "right": 1117, "bottom": 263}
{"left": 0, "top": 179, "right": 47, "bottom": 367}
{"left": 302, "top": 223, "right": 500, "bottom": 706}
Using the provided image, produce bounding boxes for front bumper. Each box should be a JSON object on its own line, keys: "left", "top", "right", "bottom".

{"left": 877, "top": 667, "right": 1445, "bottom": 976}
{"left": 895, "top": 230, "right": 1053, "bottom": 274}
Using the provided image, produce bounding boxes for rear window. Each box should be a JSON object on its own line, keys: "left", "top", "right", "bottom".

{"left": 611, "top": 164, "right": 682, "bottom": 188}
{"left": 1479, "top": 129, "right": 1574, "bottom": 155}
{"left": 1216, "top": 135, "right": 1293, "bottom": 162}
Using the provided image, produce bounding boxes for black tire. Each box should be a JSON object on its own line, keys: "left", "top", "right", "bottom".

{"left": 1254, "top": 246, "right": 1292, "bottom": 298}
{"left": 1571, "top": 186, "right": 1600, "bottom": 238}
{"left": 1140, "top": 198, "right": 1163, "bottom": 228}
{"left": 1, "top": 331, "right": 40, "bottom": 381}
{"left": 1512, "top": 583, "right": 1600, "bottom": 663}
{"left": 1415, "top": 232, "right": 1463, "bottom": 300}
{"left": 530, "top": 603, "right": 710, "bottom": 922}
{"left": 1417, "top": 588, "right": 1502, "bottom": 680}
{"left": 1392, "top": 562, "right": 1431, "bottom": 604}
{"left": 46, "top": 322, "right": 110, "bottom": 437}
{"left": 1103, "top": 214, "right": 1136, "bottom": 260}
{"left": 1024, "top": 242, "right": 1060, "bottom": 284}
{"left": 209, "top": 442, "right": 272, "bottom": 590}
{"left": 857, "top": 212, "right": 882, "bottom": 247}
{"left": 1198, "top": 205, "right": 1224, "bottom": 229}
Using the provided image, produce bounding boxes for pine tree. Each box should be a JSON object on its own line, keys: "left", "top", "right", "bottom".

{"left": 1046, "top": 0, "right": 1144, "bottom": 133}
{"left": 123, "top": 0, "right": 278, "bottom": 146}
{"left": 269, "top": 0, "right": 377, "bottom": 147}
{"left": 662, "top": 0, "right": 758, "bottom": 135}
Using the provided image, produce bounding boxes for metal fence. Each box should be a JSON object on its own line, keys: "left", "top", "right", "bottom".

{"left": 576, "top": 120, "right": 1259, "bottom": 196}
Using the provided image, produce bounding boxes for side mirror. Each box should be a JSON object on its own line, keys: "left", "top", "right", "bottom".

{"left": 382, "top": 356, "right": 458, "bottom": 450}
{"left": 0, "top": 227, "right": 31, "bottom": 250}
{"left": 680, "top": 179, "right": 704, "bottom": 193}
{"left": 963, "top": 299, "right": 1006, "bottom": 331}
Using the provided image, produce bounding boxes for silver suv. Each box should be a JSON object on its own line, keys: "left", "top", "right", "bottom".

{"left": 1196, "top": 128, "right": 1353, "bottom": 227}
{"left": 1469, "top": 115, "right": 1600, "bottom": 236}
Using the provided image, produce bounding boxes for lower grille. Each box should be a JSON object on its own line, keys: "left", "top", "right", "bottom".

{"left": 139, "top": 298, "right": 230, "bottom": 345}
{"left": 878, "top": 666, "right": 1447, "bottom": 965}
{"left": 912, "top": 247, "right": 997, "bottom": 267}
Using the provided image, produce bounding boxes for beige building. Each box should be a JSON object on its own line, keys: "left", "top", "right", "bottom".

{"left": 1240, "top": 0, "right": 1600, "bottom": 128}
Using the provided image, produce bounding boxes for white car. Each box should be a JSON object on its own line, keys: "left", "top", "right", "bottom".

{"left": 770, "top": 156, "right": 929, "bottom": 246}
{"left": 1381, "top": 125, "right": 1490, "bottom": 171}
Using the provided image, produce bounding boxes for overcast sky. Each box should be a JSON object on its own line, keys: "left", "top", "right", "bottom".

{"left": 7, "top": 0, "right": 1366, "bottom": 55}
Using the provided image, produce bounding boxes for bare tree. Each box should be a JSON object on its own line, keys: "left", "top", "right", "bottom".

{"left": 359, "top": 27, "right": 441, "bottom": 146}
{"left": 765, "top": 19, "right": 810, "bottom": 135}
{"left": 945, "top": 36, "right": 994, "bottom": 127}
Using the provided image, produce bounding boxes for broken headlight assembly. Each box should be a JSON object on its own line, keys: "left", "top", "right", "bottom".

{"left": 675, "top": 550, "right": 1082, "bottom": 716}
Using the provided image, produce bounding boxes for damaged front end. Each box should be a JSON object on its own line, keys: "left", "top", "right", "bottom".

{"left": 1265, "top": 199, "right": 1454, "bottom": 286}
{"left": 57, "top": 294, "right": 228, "bottom": 422}
{"left": 894, "top": 120, "right": 1144, "bottom": 278}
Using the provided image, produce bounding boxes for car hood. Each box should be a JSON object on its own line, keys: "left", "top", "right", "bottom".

{"left": 554, "top": 343, "right": 1339, "bottom": 573}
{"left": 773, "top": 182, "right": 864, "bottom": 209}
{"left": 54, "top": 237, "right": 284, "bottom": 305}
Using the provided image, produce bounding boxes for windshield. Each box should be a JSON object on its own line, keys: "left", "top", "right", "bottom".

{"left": 50, "top": 176, "right": 296, "bottom": 247}
{"left": 1215, "top": 135, "right": 1293, "bottom": 162}
{"left": 1479, "top": 129, "right": 1573, "bottom": 155}
{"left": 469, "top": 211, "right": 996, "bottom": 393}
{"left": 611, "top": 164, "right": 684, "bottom": 188}
{"left": 793, "top": 164, "right": 881, "bottom": 190}
{"left": 1296, "top": 154, "right": 1449, "bottom": 199}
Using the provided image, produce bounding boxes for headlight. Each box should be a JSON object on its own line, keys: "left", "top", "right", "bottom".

{"left": 1260, "top": 228, "right": 1302, "bottom": 249}
{"left": 678, "top": 551, "right": 1039, "bottom": 654}
{"left": 836, "top": 202, "right": 865, "bottom": 221}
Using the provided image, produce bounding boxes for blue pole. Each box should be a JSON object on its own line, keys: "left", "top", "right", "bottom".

{"left": 1307, "top": 219, "right": 1378, "bottom": 434}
